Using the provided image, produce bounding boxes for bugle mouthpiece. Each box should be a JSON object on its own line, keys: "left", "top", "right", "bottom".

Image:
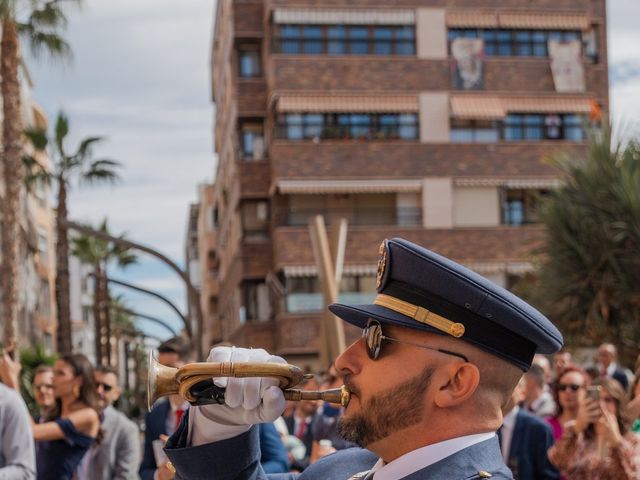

{"left": 283, "top": 385, "right": 350, "bottom": 407}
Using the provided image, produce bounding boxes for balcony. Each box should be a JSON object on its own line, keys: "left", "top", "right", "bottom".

{"left": 268, "top": 142, "right": 585, "bottom": 179}
{"left": 275, "top": 206, "right": 421, "bottom": 228}
{"left": 238, "top": 160, "right": 271, "bottom": 198}
{"left": 237, "top": 79, "right": 267, "bottom": 116}
{"left": 286, "top": 291, "right": 376, "bottom": 314}
{"left": 273, "top": 225, "right": 545, "bottom": 267}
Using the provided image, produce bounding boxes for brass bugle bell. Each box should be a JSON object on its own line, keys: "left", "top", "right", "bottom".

{"left": 147, "top": 352, "right": 350, "bottom": 411}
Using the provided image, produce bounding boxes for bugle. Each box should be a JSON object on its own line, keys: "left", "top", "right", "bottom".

{"left": 147, "top": 352, "right": 350, "bottom": 411}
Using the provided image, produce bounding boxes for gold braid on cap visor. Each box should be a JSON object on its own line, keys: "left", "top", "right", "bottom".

{"left": 374, "top": 293, "right": 466, "bottom": 338}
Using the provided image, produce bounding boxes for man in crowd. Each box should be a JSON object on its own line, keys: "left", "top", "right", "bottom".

{"left": 0, "top": 354, "right": 36, "bottom": 479}
{"left": 140, "top": 336, "right": 192, "bottom": 480}
{"left": 597, "top": 342, "right": 629, "bottom": 390}
{"left": 283, "top": 378, "right": 321, "bottom": 470}
{"left": 499, "top": 378, "right": 559, "bottom": 479}
{"left": 31, "top": 365, "right": 55, "bottom": 422}
{"left": 164, "top": 238, "right": 564, "bottom": 479}
{"left": 522, "top": 364, "right": 556, "bottom": 417}
{"left": 552, "top": 351, "right": 571, "bottom": 380}
{"left": 77, "top": 365, "right": 140, "bottom": 480}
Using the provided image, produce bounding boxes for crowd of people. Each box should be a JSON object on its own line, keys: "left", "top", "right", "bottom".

{"left": 0, "top": 239, "right": 640, "bottom": 480}
{"left": 514, "top": 344, "right": 640, "bottom": 479}
{"left": 1, "top": 338, "right": 640, "bottom": 479}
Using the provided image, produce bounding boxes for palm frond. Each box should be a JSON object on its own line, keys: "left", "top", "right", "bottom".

{"left": 24, "top": 126, "right": 49, "bottom": 151}
{"left": 25, "top": 30, "right": 71, "bottom": 60}
{"left": 72, "top": 136, "right": 103, "bottom": 161}
{"left": 54, "top": 111, "right": 69, "bottom": 155}
{"left": 80, "top": 159, "right": 121, "bottom": 186}
{"left": 28, "top": 2, "right": 68, "bottom": 29}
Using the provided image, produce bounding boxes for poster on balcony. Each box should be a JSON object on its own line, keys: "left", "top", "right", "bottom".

{"left": 548, "top": 40, "right": 585, "bottom": 93}
{"left": 451, "top": 38, "right": 484, "bottom": 90}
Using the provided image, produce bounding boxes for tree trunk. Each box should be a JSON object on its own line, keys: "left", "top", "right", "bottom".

{"left": 0, "top": 18, "right": 23, "bottom": 348}
{"left": 93, "top": 263, "right": 102, "bottom": 364}
{"left": 55, "top": 182, "right": 72, "bottom": 354}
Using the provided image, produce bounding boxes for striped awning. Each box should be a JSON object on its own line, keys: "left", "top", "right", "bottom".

{"left": 455, "top": 177, "right": 562, "bottom": 189}
{"left": 499, "top": 13, "right": 589, "bottom": 30}
{"left": 504, "top": 96, "right": 593, "bottom": 114}
{"left": 450, "top": 95, "right": 594, "bottom": 119}
{"left": 447, "top": 10, "right": 589, "bottom": 30}
{"left": 277, "top": 179, "right": 423, "bottom": 194}
{"left": 450, "top": 96, "right": 506, "bottom": 120}
{"left": 273, "top": 8, "right": 415, "bottom": 25}
{"left": 283, "top": 264, "right": 377, "bottom": 277}
{"left": 276, "top": 94, "right": 419, "bottom": 113}
{"left": 465, "top": 262, "right": 535, "bottom": 275}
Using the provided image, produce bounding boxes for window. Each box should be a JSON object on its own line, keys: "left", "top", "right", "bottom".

{"left": 449, "top": 29, "right": 582, "bottom": 57}
{"left": 238, "top": 45, "right": 261, "bottom": 77}
{"left": 276, "top": 113, "right": 418, "bottom": 141}
{"left": 241, "top": 280, "right": 271, "bottom": 322}
{"left": 274, "top": 24, "right": 415, "bottom": 56}
{"left": 502, "top": 189, "right": 549, "bottom": 225}
{"left": 239, "top": 121, "right": 265, "bottom": 160}
{"left": 504, "top": 114, "right": 585, "bottom": 141}
{"left": 241, "top": 200, "right": 269, "bottom": 240}
{"left": 450, "top": 120, "right": 500, "bottom": 143}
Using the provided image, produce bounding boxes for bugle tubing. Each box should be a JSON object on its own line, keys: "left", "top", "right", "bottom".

{"left": 148, "top": 352, "right": 350, "bottom": 411}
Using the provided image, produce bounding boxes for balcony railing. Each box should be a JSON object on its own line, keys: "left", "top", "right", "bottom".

{"left": 276, "top": 207, "right": 421, "bottom": 227}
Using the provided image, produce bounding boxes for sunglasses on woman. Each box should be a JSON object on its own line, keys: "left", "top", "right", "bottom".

{"left": 362, "top": 319, "right": 468, "bottom": 362}
{"left": 557, "top": 383, "right": 582, "bottom": 392}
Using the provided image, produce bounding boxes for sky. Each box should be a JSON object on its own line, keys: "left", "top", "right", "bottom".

{"left": 26, "top": 0, "right": 640, "bottom": 344}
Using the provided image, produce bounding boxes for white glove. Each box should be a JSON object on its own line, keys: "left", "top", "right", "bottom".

{"left": 189, "top": 346, "right": 287, "bottom": 445}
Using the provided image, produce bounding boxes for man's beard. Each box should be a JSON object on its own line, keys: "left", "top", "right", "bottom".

{"left": 338, "top": 367, "right": 435, "bottom": 447}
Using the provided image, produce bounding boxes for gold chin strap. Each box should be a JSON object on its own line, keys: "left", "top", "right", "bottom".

{"left": 374, "top": 293, "right": 465, "bottom": 338}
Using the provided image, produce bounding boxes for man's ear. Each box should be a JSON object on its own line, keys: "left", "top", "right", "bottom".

{"left": 433, "top": 363, "right": 480, "bottom": 408}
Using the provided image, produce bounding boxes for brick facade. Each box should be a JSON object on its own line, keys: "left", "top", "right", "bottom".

{"left": 204, "top": 0, "right": 609, "bottom": 363}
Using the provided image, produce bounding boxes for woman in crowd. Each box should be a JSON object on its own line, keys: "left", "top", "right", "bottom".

{"left": 548, "top": 377, "right": 640, "bottom": 479}
{"left": 626, "top": 369, "right": 640, "bottom": 433}
{"left": 546, "top": 365, "right": 590, "bottom": 440}
{"left": 0, "top": 351, "right": 101, "bottom": 480}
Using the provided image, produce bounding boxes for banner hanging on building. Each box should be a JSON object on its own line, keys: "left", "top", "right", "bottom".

{"left": 451, "top": 38, "right": 484, "bottom": 91}
{"left": 548, "top": 40, "right": 586, "bottom": 93}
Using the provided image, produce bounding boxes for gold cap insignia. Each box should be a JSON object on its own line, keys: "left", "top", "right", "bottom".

{"left": 449, "top": 323, "right": 465, "bottom": 338}
{"left": 478, "top": 471, "right": 492, "bottom": 478}
{"left": 376, "top": 240, "right": 388, "bottom": 290}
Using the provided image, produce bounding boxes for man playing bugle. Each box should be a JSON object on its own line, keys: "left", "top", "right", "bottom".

{"left": 164, "top": 238, "right": 563, "bottom": 480}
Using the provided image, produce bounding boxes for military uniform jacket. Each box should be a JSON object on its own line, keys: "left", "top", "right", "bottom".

{"left": 165, "top": 413, "right": 513, "bottom": 480}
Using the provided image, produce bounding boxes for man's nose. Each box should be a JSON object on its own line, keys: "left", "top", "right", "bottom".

{"left": 335, "top": 337, "right": 367, "bottom": 376}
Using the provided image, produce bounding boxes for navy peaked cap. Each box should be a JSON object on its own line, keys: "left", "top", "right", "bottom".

{"left": 329, "top": 237, "right": 563, "bottom": 370}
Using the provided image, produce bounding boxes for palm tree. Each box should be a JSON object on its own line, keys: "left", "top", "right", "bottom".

{"left": 0, "top": 0, "right": 78, "bottom": 351}
{"left": 71, "top": 219, "right": 136, "bottom": 365}
{"left": 23, "top": 112, "right": 121, "bottom": 354}
{"left": 524, "top": 127, "right": 640, "bottom": 363}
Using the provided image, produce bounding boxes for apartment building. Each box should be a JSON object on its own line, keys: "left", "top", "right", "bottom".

{"left": 203, "top": 0, "right": 608, "bottom": 370}
{"left": 0, "top": 64, "right": 57, "bottom": 350}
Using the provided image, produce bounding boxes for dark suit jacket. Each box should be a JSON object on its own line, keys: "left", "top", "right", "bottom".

{"left": 284, "top": 413, "right": 317, "bottom": 469}
{"left": 506, "top": 409, "right": 559, "bottom": 480}
{"left": 139, "top": 399, "right": 171, "bottom": 480}
{"left": 165, "top": 411, "right": 513, "bottom": 479}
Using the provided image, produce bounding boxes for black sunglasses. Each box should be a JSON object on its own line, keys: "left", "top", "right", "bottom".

{"left": 362, "top": 319, "right": 468, "bottom": 362}
{"left": 557, "top": 383, "right": 582, "bottom": 392}
{"left": 96, "top": 381, "right": 114, "bottom": 392}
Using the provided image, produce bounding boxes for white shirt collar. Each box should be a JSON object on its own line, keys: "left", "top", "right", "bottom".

{"left": 369, "top": 432, "right": 496, "bottom": 480}
{"left": 606, "top": 362, "right": 617, "bottom": 376}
